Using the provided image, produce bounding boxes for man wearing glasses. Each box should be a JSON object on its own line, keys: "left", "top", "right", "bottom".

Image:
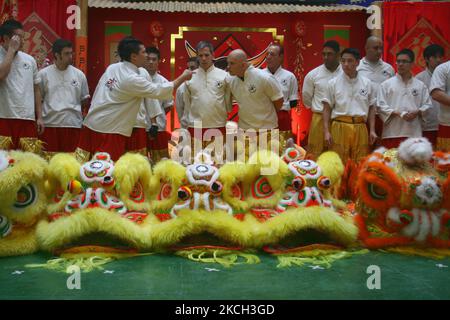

{"left": 377, "top": 49, "right": 432, "bottom": 149}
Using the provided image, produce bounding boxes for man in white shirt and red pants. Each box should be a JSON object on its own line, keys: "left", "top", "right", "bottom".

{"left": 144, "top": 46, "right": 175, "bottom": 163}
{"left": 0, "top": 19, "right": 44, "bottom": 154}
{"left": 37, "top": 39, "right": 90, "bottom": 159}
{"left": 378, "top": 49, "right": 432, "bottom": 149}
{"left": 183, "top": 41, "right": 232, "bottom": 161}
{"left": 75, "top": 37, "right": 192, "bottom": 162}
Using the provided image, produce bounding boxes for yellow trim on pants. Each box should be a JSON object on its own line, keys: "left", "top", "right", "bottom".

{"left": 330, "top": 119, "right": 369, "bottom": 164}
{"left": 307, "top": 112, "right": 325, "bottom": 160}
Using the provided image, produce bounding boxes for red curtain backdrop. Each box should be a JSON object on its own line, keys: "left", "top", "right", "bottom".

{"left": 88, "top": 8, "right": 369, "bottom": 143}
{"left": 0, "top": 0, "right": 77, "bottom": 68}
{"left": 17, "top": 0, "right": 76, "bottom": 42}
{"left": 383, "top": 1, "right": 450, "bottom": 74}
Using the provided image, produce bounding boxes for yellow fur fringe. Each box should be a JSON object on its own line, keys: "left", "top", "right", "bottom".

{"left": 175, "top": 249, "right": 260, "bottom": 268}
{"left": 275, "top": 249, "right": 369, "bottom": 268}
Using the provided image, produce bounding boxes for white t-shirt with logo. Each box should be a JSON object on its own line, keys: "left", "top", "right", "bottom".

{"left": 377, "top": 75, "right": 432, "bottom": 139}
{"left": 83, "top": 61, "right": 173, "bottom": 137}
{"left": 264, "top": 66, "right": 298, "bottom": 111}
{"left": 228, "top": 65, "right": 283, "bottom": 130}
{"left": 0, "top": 47, "right": 39, "bottom": 120}
{"left": 416, "top": 68, "right": 440, "bottom": 131}
{"left": 302, "top": 64, "right": 342, "bottom": 113}
{"left": 322, "top": 72, "right": 376, "bottom": 121}
{"left": 37, "top": 64, "right": 90, "bottom": 128}
{"left": 357, "top": 57, "right": 395, "bottom": 89}
{"left": 430, "top": 61, "right": 450, "bottom": 126}
{"left": 149, "top": 72, "right": 174, "bottom": 132}
{"left": 135, "top": 67, "right": 163, "bottom": 129}
{"left": 184, "top": 65, "right": 232, "bottom": 128}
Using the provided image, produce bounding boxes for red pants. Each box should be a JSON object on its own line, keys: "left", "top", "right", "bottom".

{"left": 77, "top": 126, "right": 127, "bottom": 161}
{"left": 381, "top": 137, "right": 408, "bottom": 149}
{"left": 0, "top": 118, "right": 38, "bottom": 150}
{"left": 148, "top": 130, "right": 172, "bottom": 151}
{"left": 423, "top": 130, "right": 437, "bottom": 147}
{"left": 277, "top": 110, "right": 292, "bottom": 131}
{"left": 125, "top": 128, "right": 147, "bottom": 155}
{"left": 437, "top": 124, "right": 450, "bottom": 151}
{"left": 40, "top": 127, "right": 81, "bottom": 153}
{"left": 147, "top": 130, "right": 172, "bottom": 162}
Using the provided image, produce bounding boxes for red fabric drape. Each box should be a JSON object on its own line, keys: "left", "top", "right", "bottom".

{"left": 17, "top": 0, "right": 76, "bottom": 42}
{"left": 383, "top": 1, "right": 450, "bottom": 74}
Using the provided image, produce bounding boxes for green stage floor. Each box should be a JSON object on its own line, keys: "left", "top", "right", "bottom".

{"left": 1, "top": 251, "right": 449, "bottom": 300}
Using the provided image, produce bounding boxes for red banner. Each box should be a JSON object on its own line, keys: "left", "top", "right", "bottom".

{"left": 383, "top": 1, "right": 450, "bottom": 74}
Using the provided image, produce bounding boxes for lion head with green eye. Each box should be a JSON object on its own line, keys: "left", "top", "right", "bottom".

{"left": 0, "top": 150, "right": 48, "bottom": 257}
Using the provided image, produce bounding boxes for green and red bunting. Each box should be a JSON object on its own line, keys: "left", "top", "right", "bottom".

{"left": 323, "top": 25, "right": 350, "bottom": 50}
{"left": 104, "top": 22, "right": 132, "bottom": 67}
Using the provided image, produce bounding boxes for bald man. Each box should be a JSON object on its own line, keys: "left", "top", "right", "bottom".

{"left": 358, "top": 36, "right": 395, "bottom": 87}
{"left": 357, "top": 36, "right": 395, "bottom": 148}
{"left": 227, "top": 49, "right": 283, "bottom": 159}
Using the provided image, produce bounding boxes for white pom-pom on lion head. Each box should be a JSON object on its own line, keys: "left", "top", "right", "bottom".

{"left": 398, "top": 137, "right": 433, "bottom": 166}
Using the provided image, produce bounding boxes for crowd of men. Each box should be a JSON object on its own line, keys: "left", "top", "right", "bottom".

{"left": 0, "top": 19, "right": 449, "bottom": 166}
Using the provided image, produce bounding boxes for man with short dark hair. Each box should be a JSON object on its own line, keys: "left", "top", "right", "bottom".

{"left": 144, "top": 46, "right": 175, "bottom": 162}
{"left": 37, "top": 39, "right": 90, "bottom": 158}
{"left": 0, "top": 19, "right": 43, "bottom": 154}
{"left": 322, "top": 48, "right": 377, "bottom": 164}
{"left": 302, "top": 40, "right": 342, "bottom": 159}
{"left": 176, "top": 57, "right": 199, "bottom": 129}
{"left": 265, "top": 43, "right": 298, "bottom": 149}
{"left": 416, "top": 44, "right": 445, "bottom": 146}
{"left": 377, "top": 49, "right": 432, "bottom": 149}
{"left": 76, "top": 37, "right": 192, "bottom": 161}
{"left": 183, "top": 41, "right": 232, "bottom": 155}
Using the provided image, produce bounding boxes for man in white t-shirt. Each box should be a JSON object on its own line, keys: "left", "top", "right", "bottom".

{"left": 357, "top": 36, "right": 395, "bottom": 147}
{"left": 144, "top": 46, "right": 175, "bottom": 162}
{"left": 183, "top": 41, "right": 232, "bottom": 156}
{"left": 377, "top": 49, "right": 432, "bottom": 149}
{"left": 37, "top": 39, "right": 90, "bottom": 158}
{"left": 322, "top": 48, "right": 377, "bottom": 164}
{"left": 264, "top": 43, "right": 298, "bottom": 149}
{"left": 302, "top": 40, "right": 342, "bottom": 159}
{"left": 416, "top": 44, "right": 445, "bottom": 147}
{"left": 176, "top": 57, "right": 199, "bottom": 129}
{"left": 0, "top": 19, "right": 43, "bottom": 154}
{"left": 227, "top": 49, "right": 283, "bottom": 159}
{"left": 76, "top": 37, "right": 192, "bottom": 161}
{"left": 430, "top": 60, "right": 450, "bottom": 151}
